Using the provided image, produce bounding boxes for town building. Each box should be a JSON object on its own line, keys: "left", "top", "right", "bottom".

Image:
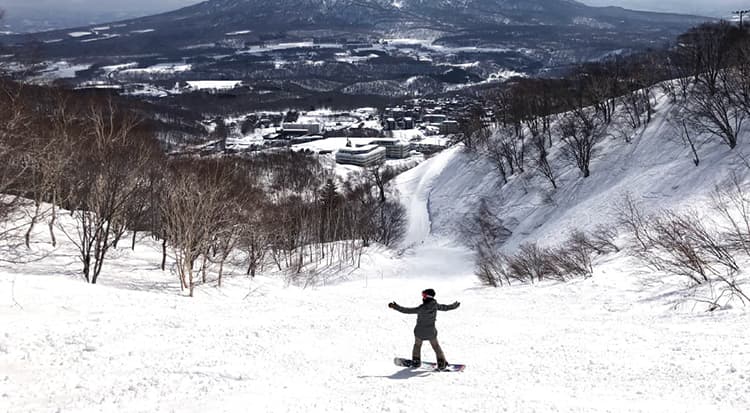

{"left": 423, "top": 113, "right": 447, "bottom": 124}
{"left": 281, "top": 122, "right": 322, "bottom": 135}
{"left": 403, "top": 117, "right": 414, "bottom": 129}
{"left": 440, "top": 120, "right": 460, "bottom": 134}
{"left": 335, "top": 145, "right": 386, "bottom": 167}
{"left": 370, "top": 138, "right": 411, "bottom": 159}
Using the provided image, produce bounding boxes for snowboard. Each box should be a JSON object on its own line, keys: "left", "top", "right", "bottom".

{"left": 394, "top": 357, "right": 466, "bottom": 372}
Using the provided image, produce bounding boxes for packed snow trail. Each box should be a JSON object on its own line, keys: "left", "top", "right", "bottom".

{"left": 2, "top": 260, "right": 749, "bottom": 413}
{"left": 390, "top": 145, "right": 476, "bottom": 282}
{"left": 396, "top": 146, "right": 459, "bottom": 248}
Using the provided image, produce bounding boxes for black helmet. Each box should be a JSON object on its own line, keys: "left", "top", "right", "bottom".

{"left": 421, "top": 288, "right": 436, "bottom": 298}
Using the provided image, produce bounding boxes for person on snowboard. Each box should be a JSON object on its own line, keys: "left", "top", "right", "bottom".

{"left": 388, "top": 288, "right": 460, "bottom": 370}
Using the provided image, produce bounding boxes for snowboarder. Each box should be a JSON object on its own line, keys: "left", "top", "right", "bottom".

{"left": 388, "top": 288, "right": 460, "bottom": 370}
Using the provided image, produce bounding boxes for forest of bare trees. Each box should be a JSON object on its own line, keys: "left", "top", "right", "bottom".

{"left": 468, "top": 21, "right": 750, "bottom": 307}
{"left": 462, "top": 22, "right": 750, "bottom": 190}
{"left": 3, "top": 19, "right": 750, "bottom": 298}
{"left": 0, "top": 78, "right": 406, "bottom": 295}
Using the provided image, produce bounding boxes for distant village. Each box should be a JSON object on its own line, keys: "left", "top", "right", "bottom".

{"left": 210, "top": 95, "right": 492, "bottom": 168}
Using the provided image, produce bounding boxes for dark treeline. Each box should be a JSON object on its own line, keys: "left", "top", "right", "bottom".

{"left": 0, "top": 80, "right": 406, "bottom": 296}
{"left": 160, "top": 88, "right": 404, "bottom": 118}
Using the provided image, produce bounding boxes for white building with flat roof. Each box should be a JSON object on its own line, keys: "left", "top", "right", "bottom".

{"left": 370, "top": 138, "right": 411, "bottom": 159}
{"left": 335, "top": 145, "right": 386, "bottom": 167}
{"left": 281, "top": 122, "right": 322, "bottom": 135}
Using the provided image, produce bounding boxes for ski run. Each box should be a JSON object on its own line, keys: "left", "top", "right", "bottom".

{"left": 2, "top": 87, "right": 750, "bottom": 413}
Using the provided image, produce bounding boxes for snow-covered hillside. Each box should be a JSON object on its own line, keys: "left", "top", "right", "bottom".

{"left": 427, "top": 90, "right": 750, "bottom": 251}
{"left": 2, "top": 206, "right": 749, "bottom": 412}
{"left": 2, "top": 86, "right": 750, "bottom": 412}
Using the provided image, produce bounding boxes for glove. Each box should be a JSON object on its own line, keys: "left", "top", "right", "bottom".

{"left": 388, "top": 302, "right": 396, "bottom": 309}
{"left": 453, "top": 301, "right": 460, "bottom": 308}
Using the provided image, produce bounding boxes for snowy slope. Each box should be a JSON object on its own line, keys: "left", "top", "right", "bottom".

{"left": 2, "top": 87, "right": 750, "bottom": 412}
{"left": 426, "top": 91, "right": 750, "bottom": 251}
{"left": 2, "top": 218, "right": 749, "bottom": 412}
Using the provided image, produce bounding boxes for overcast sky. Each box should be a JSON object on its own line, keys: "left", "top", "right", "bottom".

{"left": 1, "top": 0, "right": 745, "bottom": 13}
{"left": 582, "top": 1, "right": 748, "bottom": 17}
{"left": 0, "top": 0, "right": 203, "bottom": 31}
{"left": 0, "top": 0, "right": 201, "bottom": 14}
{"left": 0, "top": 0, "right": 746, "bottom": 32}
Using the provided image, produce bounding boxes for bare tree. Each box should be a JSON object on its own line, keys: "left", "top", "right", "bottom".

{"left": 376, "top": 201, "right": 407, "bottom": 247}
{"left": 211, "top": 162, "right": 264, "bottom": 285}
{"left": 489, "top": 124, "right": 525, "bottom": 176}
{"left": 362, "top": 165, "right": 407, "bottom": 247}
{"left": 686, "top": 70, "right": 746, "bottom": 150}
{"left": 475, "top": 248, "right": 510, "bottom": 287}
{"left": 459, "top": 104, "right": 491, "bottom": 152}
{"left": 240, "top": 210, "right": 268, "bottom": 278}
{"left": 711, "top": 174, "right": 750, "bottom": 257}
{"left": 634, "top": 210, "right": 743, "bottom": 301}
{"left": 730, "top": 39, "right": 750, "bottom": 119}
{"left": 0, "top": 79, "right": 31, "bottom": 237}
{"left": 21, "top": 89, "right": 79, "bottom": 248}
{"left": 506, "top": 243, "right": 557, "bottom": 284}
{"left": 486, "top": 137, "right": 508, "bottom": 185}
{"left": 576, "top": 62, "right": 620, "bottom": 125}
{"left": 676, "top": 22, "right": 748, "bottom": 149}
{"left": 549, "top": 243, "right": 593, "bottom": 280}
{"left": 61, "top": 98, "right": 159, "bottom": 284}
{"left": 588, "top": 225, "right": 620, "bottom": 254}
{"left": 529, "top": 128, "right": 557, "bottom": 189}
{"left": 613, "top": 193, "right": 652, "bottom": 251}
{"left": 467, "top": 199, "right": 513, "bottom": 286}
{"left": 558, "top": 109, "right": 605, "bottom": 178}
{"left": 676, "top": 22, "right": 741, "bottom": 92}
{"left": 620, "top": 87, "right": 652, "bottom": 131}
{"left": 160, "top": 159, "right": 234, "bottom": 296}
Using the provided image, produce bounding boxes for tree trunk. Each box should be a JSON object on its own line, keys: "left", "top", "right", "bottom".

{"left": 91, "top": 222, "right": 112, "bottom": 285}
{"left": 161, "top": 239, "right": 167, "bottom": 271}
{"left": 201, "top": 254, "right": 208, "bottom": 284}
{"left": 82, "top": 255, "right": 91, "bottom": 283}
{"left": 49, "top": 192, "right": 57, "bottom": 247}
{"left": 25, "top": 201, "right": 41, "bottom": 249}
{"left": 189, "top": 267, "right": 194, "bottom": 297}
{"left": 218, "top": 258, "right": 225, "bottom": 287}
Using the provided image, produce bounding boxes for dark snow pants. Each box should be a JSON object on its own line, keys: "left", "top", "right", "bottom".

{"left": 412, "top": 336, "right": 446, "bottom": 362}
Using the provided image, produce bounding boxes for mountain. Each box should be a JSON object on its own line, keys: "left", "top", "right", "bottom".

{"left": 0, "top": 0, "right": 711, "bottom": 111}
{"left": 6, "top": 0, "right": 707, "bottom": 56}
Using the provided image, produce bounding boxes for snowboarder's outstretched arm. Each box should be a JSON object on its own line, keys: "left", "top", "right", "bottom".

{"left": 437, "top": 301, "right": 460, "bottom": 311}
{"left": 388, "top": 302, "right": 420, "bottom": 314}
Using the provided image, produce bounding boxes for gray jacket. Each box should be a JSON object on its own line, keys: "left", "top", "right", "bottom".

{"left": 392, "top": 298, "right": 459, "bottom": 339}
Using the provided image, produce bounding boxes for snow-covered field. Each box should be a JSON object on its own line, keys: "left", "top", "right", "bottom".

{"left": 2, "top": 88, "right": 750, "bottom": 412}
{"left": 380, "top": 38, "right": 512, "bottom": 54}
{"left": 237, "top": 42, "right": 343, "bottom": 55}
{"left": 4, "top": 236, "right": 748, "bottom": 413}
{"left": 67, "top": 32, "right": 93, "bottom": 38}
{"left": 186, "top": 80, "right": 243, "bottom": 90}
{"left": 121, "top": 63, "right": 192, "bottom": 75}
